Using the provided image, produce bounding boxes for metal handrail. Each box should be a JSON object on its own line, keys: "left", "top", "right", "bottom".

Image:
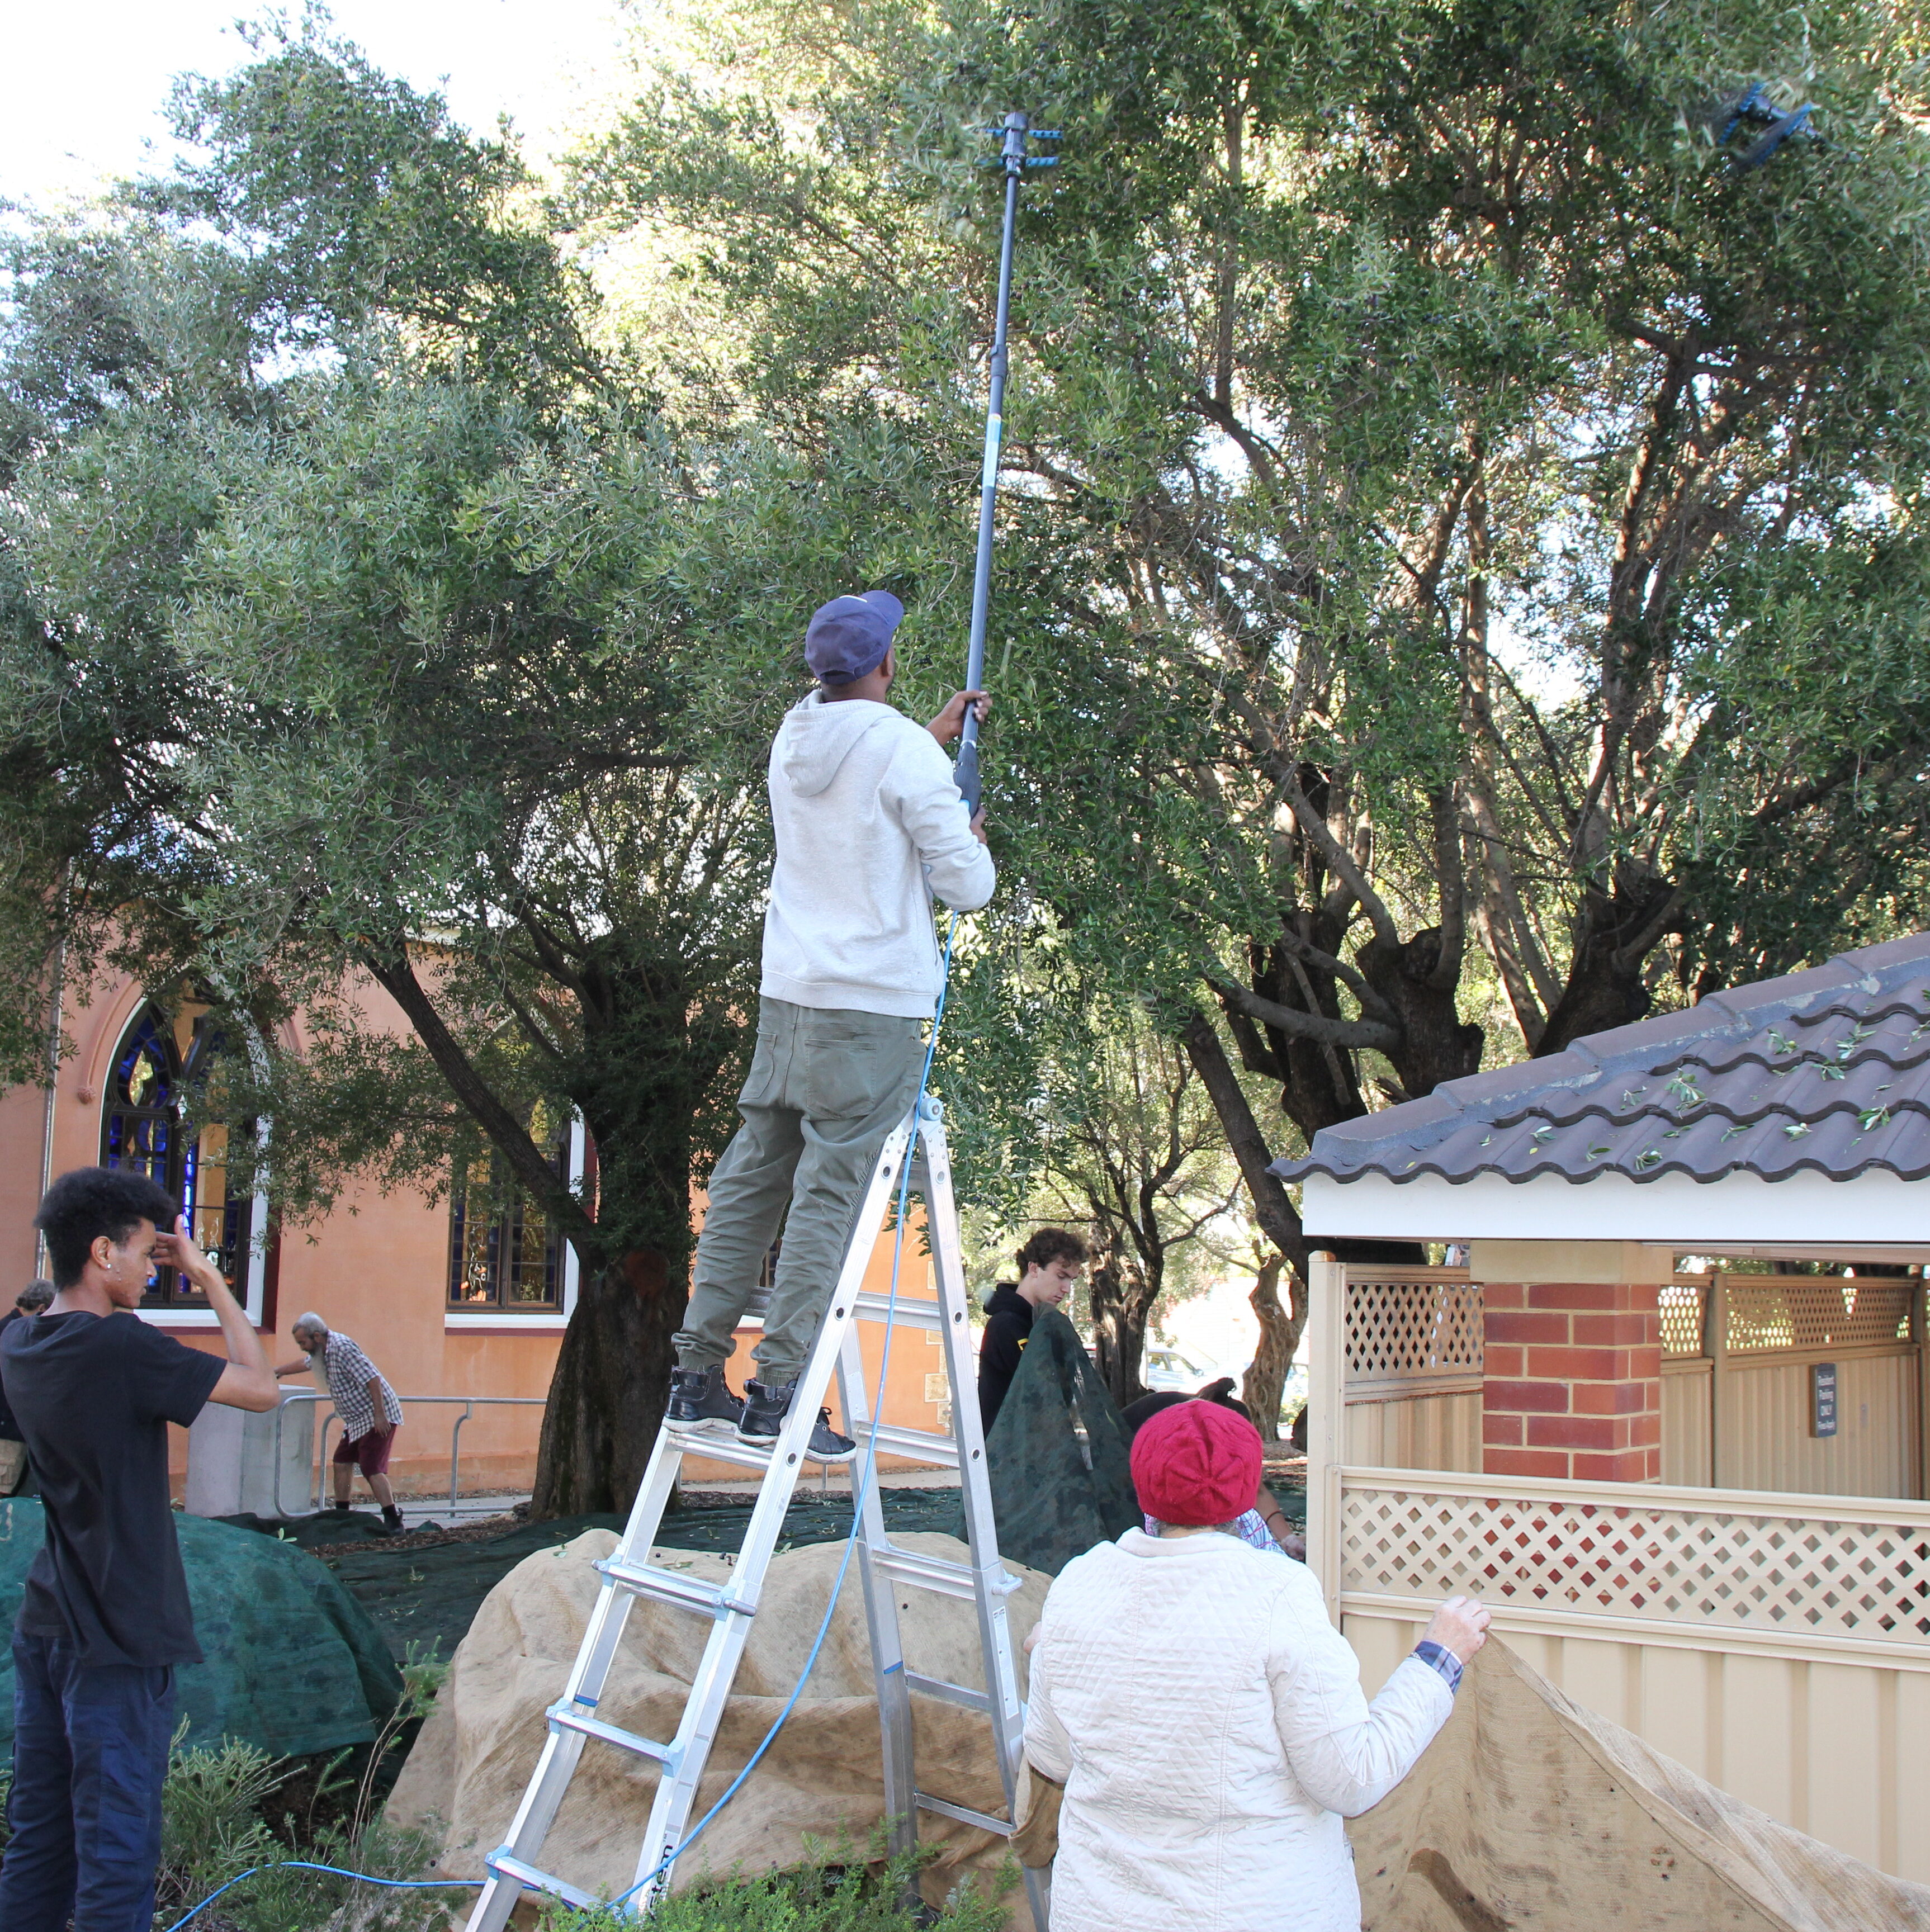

{"left": 271, "top": 1390, "right": 547, "bottom": 1518}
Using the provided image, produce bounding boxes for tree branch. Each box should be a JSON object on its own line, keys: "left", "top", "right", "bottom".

{"left": 1209, "top": 979, "right": 1399, "bottom": 1051}
{"left": 362, "top": 946, "right": 598, "bottom": 1257}
{"left": 1180, "top": 1012, "right": 1307, "bottom": 1274}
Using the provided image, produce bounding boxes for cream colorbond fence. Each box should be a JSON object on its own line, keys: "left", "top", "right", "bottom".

{"left": 1661, "top": 1274, "right": 1924, "bottom": 1496}
{"left": 1309, "top": 1257, "right": 1930, "bottom": 1883}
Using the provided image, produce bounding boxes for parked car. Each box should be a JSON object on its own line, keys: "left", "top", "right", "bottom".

{"left": 1142, "top": 1343, "right": 1217, "bottom": 1393}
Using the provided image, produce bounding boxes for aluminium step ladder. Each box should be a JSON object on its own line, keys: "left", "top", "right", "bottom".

{"left": 465, "top": 1095, "right": 1048, "bottom": 1931}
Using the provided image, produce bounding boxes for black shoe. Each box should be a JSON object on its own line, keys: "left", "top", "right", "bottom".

{"left": 668, "top": 1364, "right": 745, "bottom": 1436}
{"left": 737, "top": 1379, "right": 858, "bottom": 1462}
{"left": 381, "top": 1505, "right": 405, "bottom": 1535}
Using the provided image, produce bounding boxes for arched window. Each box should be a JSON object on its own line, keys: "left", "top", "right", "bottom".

{"left": 447, "top": 1112, "right": 572, "bottom": 1313}
{"left": 101, "top": 1002, "right": 254, "bottom": 1310}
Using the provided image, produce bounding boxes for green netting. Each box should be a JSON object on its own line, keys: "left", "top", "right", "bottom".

{"left": 0, "top": 1499, "right": 403, "bottom": 1759}
{"left": 258, "top": 1490, "right": 971, "bottom": 1665}
{"left": 978, "top": 1307, "right": 1141, "bottom": 1574}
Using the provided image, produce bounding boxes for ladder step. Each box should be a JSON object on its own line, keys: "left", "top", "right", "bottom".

{"left": 903, "top": 1671, "right": 990, "bottom": 1713}
{"left": 663, "top": 1430, "right": 777, "bottom": 1472}
{"left": 852, "top": 1419, "right": 960, "bottom": 1469}
{"left": 915, "top": 1791, "right": 1014, "bottom": 1837}
{"left": 547, "top": 1703, "right": 677, "bottom": 1764}
{"left": 872, "top": 1545, "right": 1023, "bottom": 1601}
{"left": 597, "top": 1555, "right": 750, "bottom": 1618}
{"left": 853, "top": 1291, "right": 945, "bottom": 1331}
{"left": 484, "top": 1848, "right": 602, "bottom": 1912}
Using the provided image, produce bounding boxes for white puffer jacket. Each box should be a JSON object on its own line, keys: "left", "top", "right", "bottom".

{"left": 1023, "top": 1529, "right": 1452, "bottom": 1932}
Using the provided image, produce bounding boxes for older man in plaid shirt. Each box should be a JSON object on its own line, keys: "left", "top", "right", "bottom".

{"left": 276, "top": 1314, "right": 405, "bottom": 1533}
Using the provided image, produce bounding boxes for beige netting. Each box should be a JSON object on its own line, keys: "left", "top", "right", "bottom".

{"left": 391, "top": 1530, "right": 1930, "bottom": 1930}
{"left": 386, "top": 1530, "right": 1048, "bottom": 1916}
{"left": 1351, "top": 1641, "right": 1930, "bottom": 1930}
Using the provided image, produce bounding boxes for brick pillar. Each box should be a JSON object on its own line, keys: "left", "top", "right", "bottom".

{"left": 1482, "top": 1281, "right": 1662, "bottom": 1481}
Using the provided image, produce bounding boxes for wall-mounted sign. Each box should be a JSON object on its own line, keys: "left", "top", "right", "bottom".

{"left": 1811, "top": 1361, "right": 1838, "bottom": 1438}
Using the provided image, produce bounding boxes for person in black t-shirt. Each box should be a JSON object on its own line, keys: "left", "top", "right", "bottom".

{"left": 0, "top": 1278, "right": 55, "bottom": 1495}
{"left": 977, "top": 1228, "right": 1090, "bottom": 1436}
{"left": 0, "top": 1167, "right": 280, "bottom": 1932}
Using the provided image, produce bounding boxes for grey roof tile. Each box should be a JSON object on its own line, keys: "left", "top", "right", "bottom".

{"left": 1274, "top": 932, "right": 1930, "bottom": 1188}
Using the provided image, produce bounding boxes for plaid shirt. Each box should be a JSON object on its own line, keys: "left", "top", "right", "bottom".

{"left": 321, "top": 1332, "right": 403, "bottom": 1439}
{"left": 1143, "top": 1508, "right": 1282, "bottom": 1551}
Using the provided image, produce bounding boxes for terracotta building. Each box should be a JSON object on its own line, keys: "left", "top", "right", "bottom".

{"left": 0, "top": 964, "right": 945, "bottom": 1503}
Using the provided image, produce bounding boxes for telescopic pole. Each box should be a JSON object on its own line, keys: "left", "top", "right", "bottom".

{"left": 953, "top": 110, "right": 1046, "bottom": 814}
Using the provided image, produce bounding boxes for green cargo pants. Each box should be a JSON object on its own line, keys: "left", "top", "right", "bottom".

{"left": 674, "top": 997, "right": 927, "bottom": 1384}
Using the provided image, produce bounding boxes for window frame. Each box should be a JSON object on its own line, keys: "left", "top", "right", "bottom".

{"left": 100, "top": 1000, "right": 267, "bottom": 1327}
{"left": 443, "top": 1116, "right": 585, "bottom": 1329}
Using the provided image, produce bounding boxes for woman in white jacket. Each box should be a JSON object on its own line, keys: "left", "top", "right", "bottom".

{"left": 1023, "top": 1399, "right": 1488, "bottom": 1932}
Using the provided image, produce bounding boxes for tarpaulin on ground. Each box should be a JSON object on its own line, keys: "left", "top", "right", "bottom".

{"left": 387, "top": 1530, "right": 1049, "bottom": 1913}
{"left": 0, "top": 1498, "right": 402, "bottom": 1760}
{"left": 1351, "top": 1640, "right": 1930, "bottom": 1929}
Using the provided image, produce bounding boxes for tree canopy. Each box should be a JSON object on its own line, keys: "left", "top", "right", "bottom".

{"left": 6, "top": 1, "right": 1930, "bottom": 1504}
{"left": 574, "top": 0, "right": 1930, "bottom": 1348}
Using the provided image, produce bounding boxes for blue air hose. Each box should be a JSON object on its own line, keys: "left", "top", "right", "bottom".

{"left": 163, "top": 924, "right": 962, "bottom": 1929}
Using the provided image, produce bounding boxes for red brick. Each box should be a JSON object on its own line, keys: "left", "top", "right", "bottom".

{"left": 1484, "top": 1447, "right": 1573, "bottom": 1480}
{"left": 1526, "top": 1413, "right": 1623, "bottom": 1451}
{"left": 1627, "top": 1344, "right": 1663, "bottom": 1378}
{"left": 1483, "top": 1284, "right": 1527, "bottom": 1309}
{"left": 1628, "top": 1412, "right": 1663, "bottom": 1448}
{"left": 1571, "top": 1380, "right": 1654, "bottom": 1416}
{"left": 1527, "top": 1282, "right": 1625, "bottom": 1310}
{"left": 1486, "top": 1310, "right": 1571, "bottom": 1346}
{"left": 1483, "top": 1379, "right": 1569, "bottom": 1414}
{"left": 1483, "top": 1344, "right": 1524, "bottom": 1379}
{"left": 1572, "top": 1448, "right": 1658, "bottom": 1483}
{"left": 1572, "top": 1313, "right": 1656, "bottom": 1347}
{"left": 1525, "top": 1345, "right": 1628, "bottom": 1382}
{"left": 1482, "top": 1413, "right": 1525, "bottom": 1446}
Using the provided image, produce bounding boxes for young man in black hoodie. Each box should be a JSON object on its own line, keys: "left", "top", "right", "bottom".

{"left": 977, "top": 1228, "right": 1090, "bottom": 1435}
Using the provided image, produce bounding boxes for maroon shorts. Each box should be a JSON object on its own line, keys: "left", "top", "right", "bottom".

{"left": 333, "top": 1427, "right": 396, "bottom": 1476}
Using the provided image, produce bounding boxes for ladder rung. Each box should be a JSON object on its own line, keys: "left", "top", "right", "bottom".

{"left": 485, "top": 1848, "right": 602, "bottom": 1911}
{"left": 547, "top": 1703, "right": 677, "bottom": 1764}
{"left": 598, "top": 1555, "right": 749, "bottom": 1618}
{"left": 915, "top": 1791, "right": 1014, "bottom": 1837}
{"left": 852, "top": 1291, "right": 944, "bottom": 1330}
{"left": 872, "top": 1545, "right": 1023, "bottom": 1600}
{"left": 903, "top": 1671, "right": 990, "bottom": 1713}
{"left": 852, "top": 1419, "right": 960, "bottom": 1469}
{"left": 664, "top": 1431, "right": 777, "bottom": 1472}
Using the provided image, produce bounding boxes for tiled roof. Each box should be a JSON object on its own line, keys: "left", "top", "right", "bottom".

{"left": 1273, "top": 933, "right": 1930, "bottom": 1188}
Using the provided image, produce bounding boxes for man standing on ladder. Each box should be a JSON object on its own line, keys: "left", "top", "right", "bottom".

{"left": 668, "top": 590, "right": 994, "bottom": 1460}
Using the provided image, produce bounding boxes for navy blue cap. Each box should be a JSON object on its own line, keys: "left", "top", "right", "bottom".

{"left": 805, "top": 590, "right": 904, "bottom": 685}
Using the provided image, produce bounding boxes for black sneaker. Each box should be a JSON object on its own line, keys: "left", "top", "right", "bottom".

{"left": 381, "top": 1505, "right": 405, "bottom": 1535}
{"left": 737, "top": 1379, "right": 858, "bottom": 1463}
{"left": 667, "top": 1364, "right": 745, "bottom": 1437}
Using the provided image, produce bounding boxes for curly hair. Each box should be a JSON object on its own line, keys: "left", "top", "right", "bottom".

{"left": 34, "top": 1167, "right": 178, "bottom": 1289}
{"left": 1014, "top": 1227, "right": 1090, "bottom": 1275}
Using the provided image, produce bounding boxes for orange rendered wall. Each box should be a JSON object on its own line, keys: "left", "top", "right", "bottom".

{"left": 4, "top": 962, "right": 966, "bottom": 1504}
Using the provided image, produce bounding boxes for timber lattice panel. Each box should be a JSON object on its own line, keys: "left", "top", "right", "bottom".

{"left": 1724, "top": 1279, "right": 1914, "bottom": 1353}
{"left": 1660, "top": 1280, "right": 1707, "bottom": 1358}
{"left": 1343, "top": 1481, "right": 1930, "bottom": 1642}
{"left": 1344, "top": 1272, "right": 1483, "bottom": 1386}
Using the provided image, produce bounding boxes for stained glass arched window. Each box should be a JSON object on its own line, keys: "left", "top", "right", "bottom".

{"left": 101, "top": 1002, "right": 254, "bottom": 1310}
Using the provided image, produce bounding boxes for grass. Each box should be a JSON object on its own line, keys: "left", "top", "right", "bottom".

{"left": 0, "top": 1648, "right": 1015, "bottom": 1932}
{"left": 539, "top": 1839, "right": 1016, "bottom": 1932}
{"left": 0, "top": 1644, "right": 456, "bottom": 1932}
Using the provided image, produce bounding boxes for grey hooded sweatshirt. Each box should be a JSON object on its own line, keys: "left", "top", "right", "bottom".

{"left": 761, "top": 692, "right": 996, "bottom": 1018}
